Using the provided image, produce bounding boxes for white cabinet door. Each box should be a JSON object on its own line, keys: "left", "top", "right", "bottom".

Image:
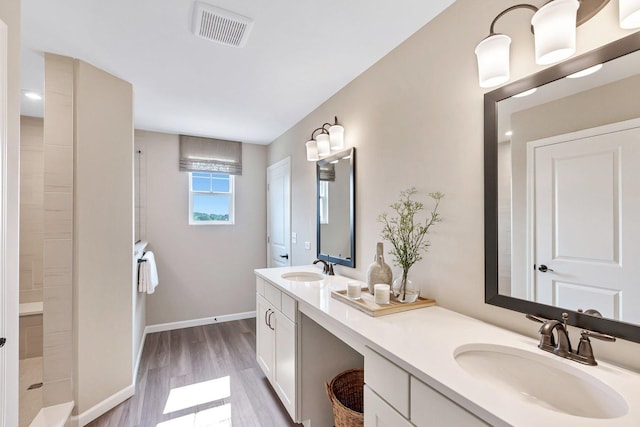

{"left": 364, "top": 385, "right": 412, "bottom": 427}
{"left": 273, "top": 310, "right": 297, "bottom": 420}
{"left": 256, "top": 295, "right": 275, "bottom": 382}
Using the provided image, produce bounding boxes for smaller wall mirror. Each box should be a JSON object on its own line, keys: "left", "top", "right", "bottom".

{"left": 317, "top": 148, "right": 355, "bottom": 267}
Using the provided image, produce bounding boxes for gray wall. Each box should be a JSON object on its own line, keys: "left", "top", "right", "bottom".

{"left": 135, "top": 130, "right": 267, "bottom": 326}
{"left": 267, "top": 0, "right": 640, "bottom": 370}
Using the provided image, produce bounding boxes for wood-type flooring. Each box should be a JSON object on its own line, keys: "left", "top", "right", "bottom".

{"left": 87, "top": 319, "right": 300, "bottom": 427}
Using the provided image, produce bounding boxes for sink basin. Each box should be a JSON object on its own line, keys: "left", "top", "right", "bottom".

{"left": 454, "top": 343, "right": 628, "bottom": 419}
{"left": 281, "top": 272, "right": 324, "bottom": 282}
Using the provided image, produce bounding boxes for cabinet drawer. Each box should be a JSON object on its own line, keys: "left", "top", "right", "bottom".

{"left": 281, "top": 292, "right": 296, "bottom": 323}
{"left": 364, "top": 347, "right": 409, "bottom": 418}
{"left": 256, "top": 277, "right": 266, "bottom": 296}
{"left": 411, "top": 377, "right": 488, "bottom": 427}
{"left": 264, "top": 281, "right": 282, "bottom": 310}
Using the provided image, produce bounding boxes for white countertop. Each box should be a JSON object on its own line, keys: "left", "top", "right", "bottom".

{"left": 255, "top": 265, "right": 640, "bottom": 427}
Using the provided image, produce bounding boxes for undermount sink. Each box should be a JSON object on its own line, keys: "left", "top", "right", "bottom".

{"left": 281, "top": 272, "right": 324, "bottom": 282}
{"left": 454, "top": 343, "right": 628, "bottom": 419}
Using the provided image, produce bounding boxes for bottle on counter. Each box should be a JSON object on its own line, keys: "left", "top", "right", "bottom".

{"left": 366, "top": 242, "right": 392, "bottom": 295}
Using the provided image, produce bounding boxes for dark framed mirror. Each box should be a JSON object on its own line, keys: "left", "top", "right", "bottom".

{"left": 485, "top": 31, "right": 640, "bottom": 343}
{"left": 317, "top": 148, "right": 355, "bottom": 268}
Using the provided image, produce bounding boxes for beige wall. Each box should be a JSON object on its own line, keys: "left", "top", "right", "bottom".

{"left": 136, "top": 130, "right": 267, "bottom": 326}
{"left": 268, "top": 0, "right": 640, "bottom": 370}
{"left": 1, "top": 0, "right": 21, "bottom": 423}
{"left": 73, "top": 59, "right": 134, "bottom": 415}
{"left": 20, "top": 117, "right": 44, "bottom": 304}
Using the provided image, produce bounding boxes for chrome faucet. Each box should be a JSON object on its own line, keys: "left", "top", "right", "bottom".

{"left": 313, "top": 259, "right": 335, "bottom": 275}
{"left": 526, "top": 313, "right": 616, "bottom": 366}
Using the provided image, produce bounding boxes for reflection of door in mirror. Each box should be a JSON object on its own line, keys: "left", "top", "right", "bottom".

{"left": 497, "top": 51, "right": 640, "bottom": 325}
{"left": 529, "top": 121, "right": 640, "bottom": 324}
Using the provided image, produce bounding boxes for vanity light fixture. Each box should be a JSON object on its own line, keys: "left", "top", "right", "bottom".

{"left": 475, "top": 0, "right": 613, "bottom": 88}
{"left": 305, "top": 116, "right": 345, "bottom": 161}
{"left": 23, "top": 91, "right": 42, "bottom": 100}
{"left": 566, "top": 62, "right": 603, "bottom": 78}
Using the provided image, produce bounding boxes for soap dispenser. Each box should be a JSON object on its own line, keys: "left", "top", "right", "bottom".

{"left": 366, "top": 242, "right": 392, "bottom": 294}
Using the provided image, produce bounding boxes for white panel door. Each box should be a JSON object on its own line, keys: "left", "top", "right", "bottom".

{"left": 267, "top": 158, "right": 291, "bottom": 268}
{"left": 533, "top": 121, "right": 640, "bottom": 323}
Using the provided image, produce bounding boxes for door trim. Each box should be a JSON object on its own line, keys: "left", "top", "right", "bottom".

{"left": 0, "top": 18, "right": 9, "bottom": 427}
{"left": 267, "top": 157, "right": 291, "bottom": 267}
{"left": 525, "top": 117, "right": 640, "bottom": 300}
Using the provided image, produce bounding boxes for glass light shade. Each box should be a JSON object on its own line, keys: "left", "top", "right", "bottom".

{"left": 531, "top": 0, "right": 579, "bottom": 65}
{"left": 620, "top": 0, "right": 640, "bottom": 29}
{"left": 306, "top": 140, "right": 319, "bottom": 161}
{"left": 475, "top": 34, "right": 511, "bottom": 88}
{"left": 566, "top": 63, "right": 603, "bottom": 78}
{"left": 328, "top": 124, "right": 344, "bottom": 150}
{"left": 316, "top": 133, "right": 331, "bottom": 157}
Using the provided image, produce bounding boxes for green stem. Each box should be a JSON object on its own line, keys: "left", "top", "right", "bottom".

{"left": 401, "top": 269, "right": 408, "bottom": 301}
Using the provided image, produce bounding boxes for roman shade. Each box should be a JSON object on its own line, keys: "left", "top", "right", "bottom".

{"left": 179, "top": 135, "right": 242, "bottom": 175}
{"left": 318, "top": 164, "right": 335, "bottom": 182}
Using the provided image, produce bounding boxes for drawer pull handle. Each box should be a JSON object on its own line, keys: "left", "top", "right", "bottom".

{"left": 267, "top": 310, "right": 275, "bottom": 330}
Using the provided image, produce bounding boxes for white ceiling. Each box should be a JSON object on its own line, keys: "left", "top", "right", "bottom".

{"left": 20, "top": 0, "right": 456, "bottom": 144}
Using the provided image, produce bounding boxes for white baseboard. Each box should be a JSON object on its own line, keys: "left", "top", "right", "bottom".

{"left": 145, "top": 311, "right": 257, "bottom": 334}
{"left": 69, "top": 384, "right": 134, "bottom": 427}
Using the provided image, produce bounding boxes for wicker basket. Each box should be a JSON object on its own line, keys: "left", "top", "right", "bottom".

{"left": 325, "top": 368, "right": 364, "bottom": 427}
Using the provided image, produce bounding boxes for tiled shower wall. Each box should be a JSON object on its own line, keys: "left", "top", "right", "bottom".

{"left": 19, "top": 116, "right": 44, "bottom": 304}
{"left": 20, "top": 117, "right": 45, "bottom": 360}
{"left": 42, "top": 53, "right": 74, "bottom": 406}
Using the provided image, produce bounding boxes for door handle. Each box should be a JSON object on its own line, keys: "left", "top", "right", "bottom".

{"left": 267, "top": 310, "right": 275, "bottom": 330}
{"left": 0, "top": 338, "right": 6, "bottom": 348}
{"left": 264, "top": 309, "right": 271, "bottom": 327}
{"left": 537, "top": 264, "right": 554, "bottom": 273}
{"left": 279, "top": 254, "right": 289, "bottom": 260}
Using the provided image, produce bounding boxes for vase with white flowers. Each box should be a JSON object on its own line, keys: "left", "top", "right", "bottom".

{"left": 378, "top": 188, "right": 444, "bottom": 303}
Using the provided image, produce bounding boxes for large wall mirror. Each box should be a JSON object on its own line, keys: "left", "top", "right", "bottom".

{"left": 485, "top": 31, "right": 640, "bottom": 343}
{"left": 317, "top": 147, "right": 355, "bottom": 268}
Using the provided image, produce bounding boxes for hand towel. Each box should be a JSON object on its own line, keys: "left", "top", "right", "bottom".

{"left": 138, "top": 251, "right": 159, "bottom": 294}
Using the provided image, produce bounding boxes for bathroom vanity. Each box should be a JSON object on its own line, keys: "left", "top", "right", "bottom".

{"left": 255, "top": 266, "right": 640, "bottom": 427}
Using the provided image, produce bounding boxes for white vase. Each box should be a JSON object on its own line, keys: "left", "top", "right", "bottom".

{"left": 366, "top": 242, "right": 392, "bottom": 295}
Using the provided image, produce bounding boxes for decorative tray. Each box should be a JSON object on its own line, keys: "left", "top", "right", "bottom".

{"left": 331, "top": 288, "right": 436, "bottom": 317}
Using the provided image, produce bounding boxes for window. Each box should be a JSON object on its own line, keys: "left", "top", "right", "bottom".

{"left": 319, "top": 180, "right": 329, "bottom": 224}
{"left": 189, "top": 172, "right": 235, "bottom": 225}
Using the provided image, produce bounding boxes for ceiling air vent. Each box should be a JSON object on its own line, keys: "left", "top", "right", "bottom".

{"left": 192, "top": 2, "right": 254, "bottom": 48}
